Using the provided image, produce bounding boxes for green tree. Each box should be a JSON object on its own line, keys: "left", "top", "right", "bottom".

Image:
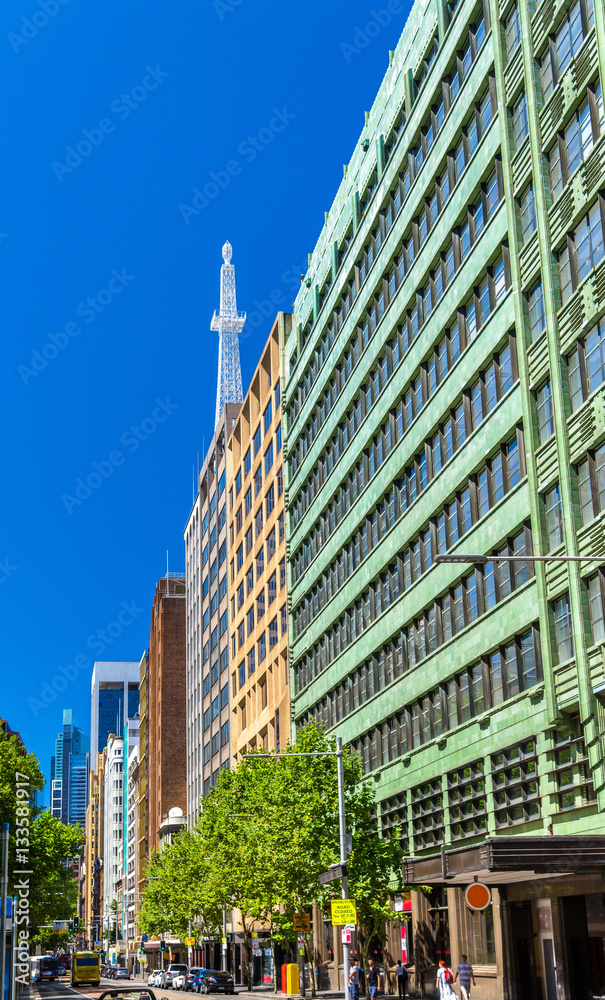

{"left": 0, "top": 731, "right": 82, "bottom": 947}
{"left": 139, "top": 833, "right": 222, "bottom": 941}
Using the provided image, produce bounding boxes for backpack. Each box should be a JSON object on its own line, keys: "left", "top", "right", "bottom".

{"left": 445, "top": 969, "right": 454, "bottom": 984}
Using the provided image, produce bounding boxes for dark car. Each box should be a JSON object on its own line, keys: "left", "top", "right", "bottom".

{"left": 194, "top": 971, "right": 235, "bottom": 995}
{"left": 114, "top": 968, "right": 131, "bottom": 980}
{"left": 184, "top": 968, "right": 204, "bottom": 991}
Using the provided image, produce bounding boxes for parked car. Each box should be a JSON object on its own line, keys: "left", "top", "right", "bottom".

{"left": 173, "top": 973, "right": 187, "bottom": 990}
{"left": 150, "top": 970, "right": 164, "bottom": 986}
{"left": 183, "top": 968, "right": 204, "bottom": 991}
{"left": 57, "top": 965, "right": 66, "bottom": 976}
{"left": 194, "top": 970, "right": 235, "bottom": 995}
{"left": 148, "top": 971, "right": 157, "bottom": 986}
{"left": 160, "top": 963, "right": 189, "bottom": 989}
{"left": 114, "top": 967, "right": 131, "bottom": 979}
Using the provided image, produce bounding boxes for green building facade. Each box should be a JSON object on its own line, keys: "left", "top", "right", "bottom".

{"left": 283, "top": 0, "right": 605, "bottom": 995}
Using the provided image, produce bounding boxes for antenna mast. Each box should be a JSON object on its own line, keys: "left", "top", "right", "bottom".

{"left": 210, "top": 241, "right": 245, "bottom": 428}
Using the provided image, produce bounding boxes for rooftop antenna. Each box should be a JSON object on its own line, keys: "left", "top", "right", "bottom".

{"left": 211, "top": 241, "right": 245, "bottom": 429}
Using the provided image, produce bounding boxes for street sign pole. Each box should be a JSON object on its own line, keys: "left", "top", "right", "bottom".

{"left": 1, "top": 825, "right": 9, "bottom": 1000}
{"left": 336, "top": 740, "right": 350, "bottom": 998}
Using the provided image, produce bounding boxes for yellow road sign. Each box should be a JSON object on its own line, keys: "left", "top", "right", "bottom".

{"left": 184, "top": 937, "right": 195, "bottom": 947}
{"left": 293, "top": 914, "right": 311, "bottom": 932}
{"left": 330, "top": 899, "right": 357, "bottom": 925}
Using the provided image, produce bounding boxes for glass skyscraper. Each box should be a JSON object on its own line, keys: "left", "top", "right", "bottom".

{"left": 50, "top": 709, "right": 90, "bottom": 827}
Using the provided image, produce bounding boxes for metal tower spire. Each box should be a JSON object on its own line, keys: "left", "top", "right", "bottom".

{"left": 211, "top": 240, "right": 245, "bottom": 429}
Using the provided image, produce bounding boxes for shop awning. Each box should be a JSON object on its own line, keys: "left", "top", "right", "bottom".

{"left": 403, "top": 836, "right": 605, "bottom": 886}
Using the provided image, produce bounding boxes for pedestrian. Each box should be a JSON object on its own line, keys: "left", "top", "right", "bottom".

{"left": 349, "top": 959, "right": 360, "bottom": 1000}
{"left": 454, "top": 955, "right": 476, "bottom": 1000}
{"left": 436, "top": 960, "right": 458, "bottom": 999}
{"left": 395, "top": 960, "right": 408, "bottom": 998}
{"left": 367, "top": 958, "right": 381, "bottom": 1000}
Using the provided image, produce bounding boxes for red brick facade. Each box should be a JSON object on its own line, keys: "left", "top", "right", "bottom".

{"left": 147, "top": 577, "right": 187, "bottom": 853}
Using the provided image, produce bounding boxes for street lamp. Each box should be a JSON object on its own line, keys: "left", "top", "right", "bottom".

{"left": 434, "top": 552, "right": 603, "bottom": 565}
{"left": 243, "top": 736, "right": 351, "bottom": 997}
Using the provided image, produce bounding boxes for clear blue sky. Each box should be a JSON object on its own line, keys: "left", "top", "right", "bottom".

{"left": 1, "top": 0, "right": 410, "bottom": 800}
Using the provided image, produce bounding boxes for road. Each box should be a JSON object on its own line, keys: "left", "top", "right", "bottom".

{"left": 30, "top": 977, "right": 208, "bottom": 1000}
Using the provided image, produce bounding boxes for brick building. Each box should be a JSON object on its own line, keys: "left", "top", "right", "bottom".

{"left": 147, "top": 575, "right": 187, "bottom": 852}
{"left": 227, "top": 315, "right": 291, "bottom": 760}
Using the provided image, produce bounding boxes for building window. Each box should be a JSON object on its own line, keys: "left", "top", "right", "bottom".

{"left": 545, "top": 484, "right": 564, "bottom": 549}
{"left": 264, "top": 400, "right": 273, "bottom": 435}
{"left": 504, "top": 4, "right": 520, "bottom": 61}
{"left": 257, "top": 591, "right": 265, "bottom": 620}
{"left": 277, "top": 466, "right": 283, "bottom": 497}
{"left": 512, "top": 90, "right": 529, "bottom": 148}
{"left": 265, "top": 442, "right": 274, "bottom": 475}
{"left": 247, "top": 606, "right": 255, "bottom": 636}
{"left": 519, "top": 183, "right": 537, "bottom": 243}
{"left": 275, "top": 381, "right": 281, "bottom": 409}
{"left": 269, "top": 617, "right": 278, "bottom": 648}
{"left": 235, "top": 469, "right": 242, "bottom": 496}
{"left": 267, "top": 528, "right": 276, "bottom": 561}
{"left": 536, "top": 381, "right": 554, "bottom": 444}
{"left": 576, "top": 443, "right": 605, "bottom": 525}
{"left": 254, "top": 464, "right": 263, "bottom": 498}
{"left": 587, "top": 572, "right": 605, "bottom": 644}
{"left": 258, "top": 633, "right": 266, "bottom": 663}
{"left": 276, "top": 422, "right": 282, "bottom": 452}
{"left": 244, "top": 447, "right": 251, "bottom": 476}
{"left": 266, "top": 484, "right": 275, "bottom": 517}
{"left": 279, "top": 558, "right": 286, "bottom": 590}
{"left": 527, "top": 280, "right": 546, "bottom": 342}
{"left": 248, "top": 648, "right": 256, "bottom": 676}
{"left": 558, "top": 201, "right": 605, "bottom": 304}
{"left": 540, "top": 0, "right": 594, "bottom": 102}
{"left": 245, "top": 487, "right": 252, "bottom": 516}
{"left": 245, "top": 527, "right": 253, "bottom": 556}
{"left": 281, "top": 605, "right": 287, "bottom": 636}
{"left": 255, "top": 506, "right": 264, "bottom": 539}
{"left": 237, "top": 544, "right": 244, "bottom": 571}
{"left": 268, "top": 572, "right": 277, "bottom": 605}
{"left": 256, "top": 547, "right": 265, "bottom": 577}
{"left": 567, "top": 320, "right": 605, "bottom": 410}
{"left": 492, "top": 739, "right": 539, "bottom": 827}
{"left": 548, "top": 91, "right": 602, "bottom": 203}
{"left": 554, "top": 593, "right": 574, "bottom": 662}
{"left": 279, "top": 512, "right": 285, "bottom": 543}
{"left": 253, "top": 425, "right": 262, "bottom": 456}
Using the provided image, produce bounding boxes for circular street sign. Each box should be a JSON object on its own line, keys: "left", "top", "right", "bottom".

{"left": 465, "top": 882, "right": 492, "bottom": 911}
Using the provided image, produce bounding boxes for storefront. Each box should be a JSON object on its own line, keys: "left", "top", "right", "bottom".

{"left": 403, "top": 836, "right": 605, "bottom": 1000}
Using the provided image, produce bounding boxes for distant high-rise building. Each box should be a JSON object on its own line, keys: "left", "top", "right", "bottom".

{"left": 50, "top": 709, "right": 89, "bottom": 827}
{"left": 90, "top": 662, "right": 140, "bottom": 765}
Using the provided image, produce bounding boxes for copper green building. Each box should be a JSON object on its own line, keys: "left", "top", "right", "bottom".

{"left": 283, "top": 0, "right": 605, "bottom": 995}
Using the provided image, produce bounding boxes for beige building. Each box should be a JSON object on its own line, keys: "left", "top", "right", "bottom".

{"left": 84, "top": 751, "right": 105, "bottom": 948}
{"left": 227, "top": 314, "right": 291, "bottom": 760}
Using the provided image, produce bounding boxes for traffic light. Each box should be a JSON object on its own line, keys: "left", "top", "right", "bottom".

{"left": 68, "top": 922, "right": 73, "bottom": 932}
{"left": 160, "top": 940, "right": 166, "bottom": 953}
{"left": 100, "top": 951, "right": 105, "bottom": 961}
{"left": 73, "top": 917, "right": 79, "bottom": 931}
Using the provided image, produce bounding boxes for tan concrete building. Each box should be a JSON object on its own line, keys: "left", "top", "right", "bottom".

{"left": 84, "top": 750, "right": 105, "bottom": 948}
{"left": 227, "top": 315, "right": 291, "bottom": 760}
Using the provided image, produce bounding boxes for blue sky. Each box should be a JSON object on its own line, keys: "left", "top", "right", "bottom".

{"left": 1, "top": 0, "right": 410, "bottom": 800}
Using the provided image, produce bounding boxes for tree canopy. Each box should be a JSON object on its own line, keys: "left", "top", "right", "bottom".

{"left": 139, "top": 724, "right": 408, "bottom": 994}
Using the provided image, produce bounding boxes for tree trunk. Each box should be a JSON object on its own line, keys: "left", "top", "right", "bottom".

{"left": 303, "top": 933, "right": 316, "bottom": 997}
{"left": 242, "top": 917, "right": 251, "bottom": 991}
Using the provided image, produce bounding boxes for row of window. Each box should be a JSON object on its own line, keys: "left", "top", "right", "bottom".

{"left": 234, "top": 559, "right": 287, "bottom": 613}
{"left": 342, "top": 625, "right": 540, "bottom": 777}
{"left": 559, "top": 198, "right": 605, "bottom": 305}
{"left": 288, "top": 0, "right": 491, "bottom": 423}
{"left": 289, "top": 161, "right": 502, "bottom": 485}
{"left": 293, "top": 430, "right": 525, "bottom": 689}
{"left": 232, "top": 607, "right": 288, "bottom": 664}
{"left": 202, "top": 721, "right": 230, "bottom": 764}
{"left": 548, "top": 84, "right": 603, "bottom": 203}
{"left": 232, "top": 514, "right": 285, "bottom": 582}
{"left": 234, "top": 469, "right": 284, "bottom": 538}
{"left": 296, "top": 526, "right": 532, "bottom": 722}
{"left": 293, "top": 339, "right": 517, "bottom": 634}
{"left": 290, "top": 237, "right": 510, "bottom": 542}
{"left": 233, "top": 385, "right": 281, "bottom": 498}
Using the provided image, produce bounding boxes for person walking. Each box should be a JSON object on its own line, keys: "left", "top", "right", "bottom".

{"left": 454, "top": 955, "right": 476, "bottom": 1000}
{"left": 436, "top": 960, "right": 458, "bottom": 999}
{"left": 349, "top": 959, "right": 360, "bottom": 1000}
{"left": 367, "top": 958, "right": 381, "bottom": 1000}
{"left": 395, "top": 960, "right": 408, "bottom": 998}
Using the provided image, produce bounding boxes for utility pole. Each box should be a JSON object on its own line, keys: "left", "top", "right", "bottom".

{"left": 222, "top": 909, "right": 227, "bottom": 972}
{"left": 336, "top": 739, "right": 350, "bottom": 997}
{"left": 1, "top": 824, "right": 9, "bottom": 1000}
